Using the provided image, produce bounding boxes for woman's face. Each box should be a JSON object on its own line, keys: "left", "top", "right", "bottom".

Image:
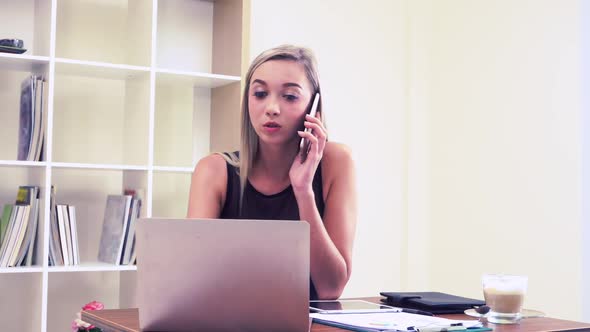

{"left": 248, "top": 59, "right": 313, "bottom": 146}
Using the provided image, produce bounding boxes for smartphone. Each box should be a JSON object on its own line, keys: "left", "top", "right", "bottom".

{"left": 299, "top": 92, "right": 320, "bottom": 161}
{"left": 309, "top": 300, "right": 401, "bottom": 314}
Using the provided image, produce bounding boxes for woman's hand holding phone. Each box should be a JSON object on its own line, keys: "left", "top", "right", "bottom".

{"left": 289, "top": 93, "right": 327, "bottom": 194}
{"left": 299, "top": 93, "right": 320, "bottom": 162}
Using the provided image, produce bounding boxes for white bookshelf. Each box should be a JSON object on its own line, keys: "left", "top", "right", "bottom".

{"left": 55, "top": 58, "right": 151, "bottom": 80}
{"left": 0, "top": 160, "right": 48, "bottom": 167}
{"left": 0, "top": 53, "right": 50, "bottom": 71}
{"left": 0, "top": 0, "right": 248, "bottom": 331}
{"left": 47, "top": 262, "right": 137, "bottom": 273}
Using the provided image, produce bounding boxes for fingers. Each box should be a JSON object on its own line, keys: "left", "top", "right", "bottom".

{"left": 297, "top": 130, "right": 321, "bottom": 162}
{"left": 304, "top": 115, "right": 327, "bottom": 138}
{"left": 303, "top": 114, "right": 327, "bottom": 153}
{"left": 305, "top": 113, "right": 324, "bottom": 127}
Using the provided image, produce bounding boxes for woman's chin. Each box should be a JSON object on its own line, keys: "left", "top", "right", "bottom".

{"left": 258, "top": 136, "right": 299, "bottom": 149}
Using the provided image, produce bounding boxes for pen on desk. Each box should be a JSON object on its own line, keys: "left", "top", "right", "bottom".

{"left": 400, "top": 308, "right": 434, "bottom": 316}
{"left": 412, "top": 326, "right": 465, "bottom": 332}
{"left": 409, "top": 324, "right": 492, "bottom": 332}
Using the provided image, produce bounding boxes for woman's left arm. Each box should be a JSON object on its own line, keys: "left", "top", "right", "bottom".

{"left": 292, "top": 139, "right": 357, "bottom": 299}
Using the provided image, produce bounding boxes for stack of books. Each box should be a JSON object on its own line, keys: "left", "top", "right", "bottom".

{"left": 97, "top": 191, "right": 142, "bottom": 266}
{"left": 49, "top": 186, "right": 80, "bottom": 266}
{"left": 17, "top": 75, "right": 46, "bottom": 161}
{"left": 48, "top": 185, "right": 80, "bottom": 266}
{"left": 0, "top": 186, "right": 40, "bottom": 267}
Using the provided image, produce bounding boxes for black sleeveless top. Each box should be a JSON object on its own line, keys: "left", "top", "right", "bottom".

{"left": 219, "top": 152, "right": 325, "bottom": 299}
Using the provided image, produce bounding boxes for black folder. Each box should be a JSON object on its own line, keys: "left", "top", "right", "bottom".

{"left": 380, "top": 291, "right": 485, "bottom": 314}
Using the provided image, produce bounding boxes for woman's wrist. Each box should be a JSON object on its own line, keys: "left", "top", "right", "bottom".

{"left": 293, "top": 187, "right": 320, "bottom": 226}
{"left": 292, "top": 185, "right": 314, "bottom": 201}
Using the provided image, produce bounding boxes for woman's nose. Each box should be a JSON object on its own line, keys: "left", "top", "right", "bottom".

{"left": 265, "top": 98, "right": 280, "bottom": 116}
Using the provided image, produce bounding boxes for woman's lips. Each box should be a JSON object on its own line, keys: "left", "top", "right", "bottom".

{"left": 263, "top": 122, "right": 281, "bottom": 133}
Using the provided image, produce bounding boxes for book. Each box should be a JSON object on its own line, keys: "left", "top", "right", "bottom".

{"left": 48, "top": 231, "right": 54, "bottom": 266}
{"left": 98, "top": 195, "right": 132, "bottom": 265}
{"left": 0, "top": 204, "right": 13, "bottom": 246}
{"left": 48, "top": 186, "right": 64, "bottom": 266}
{"left": 23, "top": 192, "right": 39, "bottom": 266}
{"left": 3, "top": 205, "right": 31, "bottom": 267}
{"left": 121, "top": 197, "right": 141, "bottom": 265}
{"left": 27, "top": 77, "right": 40, "bottom": 161}
{"left": 14, "top": 186, "right": 40, "bottom": 266}
{"left": 56, "top": 204, "right": 70, "bottom": 266}
{"left": 28, "top": 77, "right": 46, "bottom": 161}
{"left": 35, "top": 77, "right": 46, "bottom": 161}
{"left": 0, "top": 207, "right": 18, "bottom": 266}
{"left": 17, "top": 75, "right": 46, "bottom": 161}
{"left": 8, "top": 206, "right": 30, "bottom": 267}
{"left": 68, "top": 205, "right": 80, "bottom": 265}
{"left": 17, "top": 76, "right": 34, "bottom": 160}
{"left": 128, "top": 240, "right": 137, "bottom": 265}
{"left": 60, "top": 204, "right": 74, "bottom": 265}
{"left": 122, "top": 189, "right": 144, "bottom": 265}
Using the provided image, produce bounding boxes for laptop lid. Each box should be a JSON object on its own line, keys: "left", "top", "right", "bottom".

{"left": 135, "top": 218, "right": 310, "bottom": 332}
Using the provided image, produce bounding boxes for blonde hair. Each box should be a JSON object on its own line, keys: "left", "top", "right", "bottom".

{"left": 219, "top": 45, "right": 323, "bottom": 211}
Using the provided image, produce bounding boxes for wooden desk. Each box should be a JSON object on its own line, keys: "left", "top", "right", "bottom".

{"left": 82, "top": 297, "right": 590, "bottom": 332}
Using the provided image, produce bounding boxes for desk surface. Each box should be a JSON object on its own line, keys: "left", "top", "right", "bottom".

{"left": 81, "top": 297, "right": 590, "bottom": 332}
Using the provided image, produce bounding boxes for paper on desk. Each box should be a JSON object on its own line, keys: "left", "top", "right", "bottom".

{"left": 310, "top": 312, "right": 481, "bottom": 331}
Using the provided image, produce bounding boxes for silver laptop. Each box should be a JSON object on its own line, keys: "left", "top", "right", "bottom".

{"left": 135, "top": 218, "right": 310, "bottom": 332}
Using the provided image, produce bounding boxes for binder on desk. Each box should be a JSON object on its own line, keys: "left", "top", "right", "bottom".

{"left": 310, "top": 311, "right": 488, "bottom": 332}
{"left": 380, "top": 292, "right": 485, "bottom": 314}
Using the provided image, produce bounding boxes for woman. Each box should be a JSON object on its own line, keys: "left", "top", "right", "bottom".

{"left": 187, "top": 45, "right": 357, "bottom": 300}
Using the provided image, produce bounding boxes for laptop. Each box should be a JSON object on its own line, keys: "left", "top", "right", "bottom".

{"left": 135, "top": 218, "right": 310, "bottom": 332}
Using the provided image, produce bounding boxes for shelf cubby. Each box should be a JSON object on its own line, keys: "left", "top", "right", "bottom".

{"left": 51, "top": 168, "right": 147, "bottom": 265}
{"left": 0, "top": 65, "right": 50, "bottom": 161}
{"left": 156, "top": 0, "right": 214, "bottom": 73}
{"left": 153, "top": 80, "right": 209, "bottom": 168}
{"left": 47, "top": 271, "right": 134, "bottom": 332}
{"left": 0, "top": 166, "right": 46, "bottom": 203}
{"left": 55, "top": 0, "right": 152, "bottom": 67}
{"left": 52, "top": 73, "right": 150, "bottom": 165}
{"left": 0, "top": 0, "right": 52, "bottom": 57}
{"left": 0, "top": 166, "right": 46, "bottom": 271}
{"left": 152, "top": 171, "right": 191, "bottom": 218}
{"left": 0, "top": 272, "right": 43, "bottom": 332}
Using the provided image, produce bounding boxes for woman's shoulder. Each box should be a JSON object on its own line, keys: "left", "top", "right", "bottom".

{"left": 191, "top": 153, "right": 230, "bottom": 196}
{"left": 195, "top": 153, "right": 228, "bottom": 172}
{"left": 188, "top": 153, "right": 231, "bottom": 217}
{"left": 192, "top": 153, "right": 230, "bottom": 184}
{"left": 323, "top": 142, "right": 353, "bottom": 166}
{"left": 320, "top": 142, "right": 354, "bottom": 201}
{"left": 321, "top": 142, "right": 354, "bottom": 181}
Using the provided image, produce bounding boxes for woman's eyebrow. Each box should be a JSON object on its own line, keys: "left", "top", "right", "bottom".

{"left": 251, "top": 79, "right": 302, "bottom": 89}
{"left": 251, "top": 79, "right": 267, "bottom": 85}
{"left": 283, "top": 82, "right": 303, "bottom": 89}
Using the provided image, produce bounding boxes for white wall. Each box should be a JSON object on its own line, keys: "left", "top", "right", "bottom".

{"left": 414, "top": 0, "right": 583, "bottom": 321}
{"left": 582, "top": 0, "right": 590, "bottom": 323}
{"left": 249, "top": 0, "right": 407, "bottom": 297}
{"left": 249, "top": 0, "right": 588, "bottom": 321}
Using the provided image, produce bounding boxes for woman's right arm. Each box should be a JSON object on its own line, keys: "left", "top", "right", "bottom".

{"left": 187, "top": 154, "right": 228, "bottom": 218}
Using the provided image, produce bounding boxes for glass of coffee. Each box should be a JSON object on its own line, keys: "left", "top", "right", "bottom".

{"left": 482, "top": 274, "right": 528, "bottom": 324}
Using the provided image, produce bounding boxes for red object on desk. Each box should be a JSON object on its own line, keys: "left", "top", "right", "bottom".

{"left": 81, "top": 297, "right": 590, "bottom": 332}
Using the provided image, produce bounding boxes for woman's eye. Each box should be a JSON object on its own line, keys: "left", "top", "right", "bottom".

{"left": 253, "top": 91, "right": 267, "bottom": 98}
{"left": 284, "top": 94, "right": 298, "bottom": 101}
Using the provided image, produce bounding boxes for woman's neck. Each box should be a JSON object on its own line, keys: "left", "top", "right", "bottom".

{"left": 252, "top": 141, "right": 299, "bottom": 182}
